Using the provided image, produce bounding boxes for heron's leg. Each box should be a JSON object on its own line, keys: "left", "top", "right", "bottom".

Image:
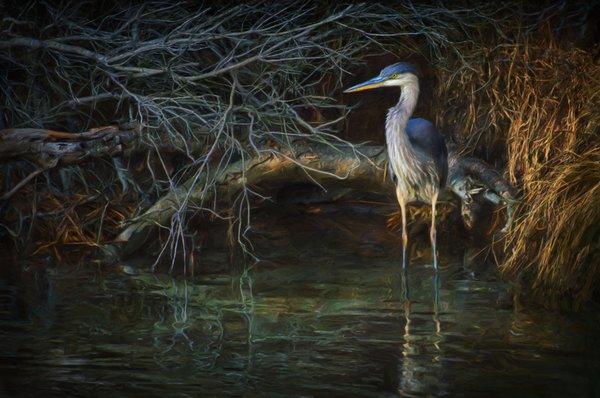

{"left": 401, "top": 266, "right": 409, "bottom": 301}
{"left": 430, "top": 191, "right": 439, "bottom": 271}
{"left": 397, "top": 189, "right": 408, "bottom": 269}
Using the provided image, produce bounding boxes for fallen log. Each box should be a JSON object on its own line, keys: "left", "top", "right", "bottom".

{"left": 0, "top": 123, "right": 141, "bottom": 164}
{"left": 0, "top": 122, "right": 205, "bottom": 166}
{"left": 115, "top": 141, "right": 516, "bottom": 255}
{"left": 0, "top": 123, "right": 205, "bottom": 200}
{"left": 0, "top": 125, "right": 515, "bottom": 256}
{"left": 0, "top": 123, "right": 143, "bottom": 202}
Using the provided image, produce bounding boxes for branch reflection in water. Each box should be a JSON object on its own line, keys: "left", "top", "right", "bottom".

{"left": 1, "top": 209, "right": 598, "bottom": 396}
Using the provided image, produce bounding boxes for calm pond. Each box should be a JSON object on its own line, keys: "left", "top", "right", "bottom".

{"left": 1, "top": 205, "right": 599, "bottom": 397}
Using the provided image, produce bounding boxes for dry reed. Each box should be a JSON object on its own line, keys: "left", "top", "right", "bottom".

{"left": 429, "top": 26, "right": 599, "bottom": 306}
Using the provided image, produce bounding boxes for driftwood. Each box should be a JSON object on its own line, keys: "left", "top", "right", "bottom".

{"left": 0, "top": 124, "right": 141, "bottom": 202}
{"left": 0, "top": 123, "right": 141, "bottom": 164}
{"left": 0, "top": 123, "right": 202, "bottom": 200}
{"left": 115, "top": 142, "right": 516, "bottom": 255}
{"left": 0, "top": 125, "right": 515, "bottom": 255}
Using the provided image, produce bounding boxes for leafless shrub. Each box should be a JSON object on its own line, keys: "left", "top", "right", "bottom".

{"left": 1, "top": 1, "right": 495, "bottom": 258}
{"left": 1, "top": 1, "right": 598, "bottom": 306}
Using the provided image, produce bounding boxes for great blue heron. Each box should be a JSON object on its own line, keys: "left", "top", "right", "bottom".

{"left": 344, "top": 62, "right": 448, "bottom": 270}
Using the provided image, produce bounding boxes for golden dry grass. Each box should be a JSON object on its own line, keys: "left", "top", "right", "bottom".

{"left": 429, "top": 32, "right": 600, "bottom": 306}
{"left": 505, "top": 148, "right": 600, "bottom": 307}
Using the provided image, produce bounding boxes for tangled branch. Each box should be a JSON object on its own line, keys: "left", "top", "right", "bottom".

{"left": 2, "top": 1, "right": 503, "bottom": 257}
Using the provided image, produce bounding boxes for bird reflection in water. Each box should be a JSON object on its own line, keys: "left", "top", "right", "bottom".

{"left": 398, "top": 269, "right": 448, "bottom": 396}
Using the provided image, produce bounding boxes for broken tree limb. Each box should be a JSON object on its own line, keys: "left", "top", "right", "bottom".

{"left": 0, "top": 123, "right": 142, "bottom": 165}
{"left": 115, "top": 141, "right": 516, "bottom": 255}
{"left": 0, "top": 123, "right": 144, "bottom": 201}
{"left": 0, "top": 123, "right": 208, "bottom": 166}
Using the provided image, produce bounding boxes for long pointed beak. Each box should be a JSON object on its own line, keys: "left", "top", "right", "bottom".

{"left": 343, "top": 76, "right": 386, "bottom": 93}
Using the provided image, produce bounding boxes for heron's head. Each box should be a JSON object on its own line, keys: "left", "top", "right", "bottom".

{"left": 343, "top": 62, "right": 420, "bottom": 93}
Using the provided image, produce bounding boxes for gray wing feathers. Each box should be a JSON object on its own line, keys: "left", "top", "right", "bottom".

{"left": 406, "top": 118, "right": 448, "bottom": 187}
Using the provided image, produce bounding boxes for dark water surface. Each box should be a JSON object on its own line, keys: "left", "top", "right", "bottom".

{"left": 1, "top": 207, "right": 599, "bottom": 397}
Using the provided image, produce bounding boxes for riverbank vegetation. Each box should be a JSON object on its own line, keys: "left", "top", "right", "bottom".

{"left": 0, "top": 1, "right": 597, "bottom": 308}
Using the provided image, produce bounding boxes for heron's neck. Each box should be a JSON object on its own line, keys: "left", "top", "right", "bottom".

{"left": 386, "top": 78, "right": 419, "bottom": 145}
